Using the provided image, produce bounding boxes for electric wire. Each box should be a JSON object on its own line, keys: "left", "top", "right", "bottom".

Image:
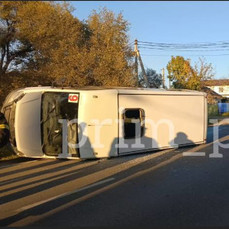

{"left": 135, "top": 40, "right": 229, "bottom": 56}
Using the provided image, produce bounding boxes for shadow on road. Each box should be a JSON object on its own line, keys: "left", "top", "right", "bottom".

{"left": 1, "top": 125, "right": 229, "bottom": 226}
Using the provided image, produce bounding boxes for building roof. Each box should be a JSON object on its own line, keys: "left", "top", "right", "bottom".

{"left": 202, "top": 79, "right": 229, "bottom": 86}
{"left": 201, "top": 86, "right": 222, "bottom": 99}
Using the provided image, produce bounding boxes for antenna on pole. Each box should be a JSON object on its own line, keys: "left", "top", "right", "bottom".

{"left": 134, "top": 39, "right": 149, "bottom": 88}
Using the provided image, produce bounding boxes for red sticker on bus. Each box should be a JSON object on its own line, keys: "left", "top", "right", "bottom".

{"left": 68, "top": 94, "right": 78, "bottom": 103}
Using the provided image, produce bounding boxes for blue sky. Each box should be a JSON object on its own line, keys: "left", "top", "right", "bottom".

{"left": 71, "top": 1, "right": 229, "bottom": 86}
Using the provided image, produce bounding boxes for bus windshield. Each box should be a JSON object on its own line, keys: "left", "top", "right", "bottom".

{"left": 41, "top": 92, "right": 79, "bottom": 157}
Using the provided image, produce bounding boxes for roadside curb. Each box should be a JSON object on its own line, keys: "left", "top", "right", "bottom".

{"left": 208, "top": 117, "right": 229, "bottom": 126}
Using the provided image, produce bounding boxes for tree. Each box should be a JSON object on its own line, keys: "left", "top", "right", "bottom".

{"left": 16, "top": 1, "right": 88, "bottom": 84}
{"left": 19, "top": 5, "right": 135, "bottom": 87}
{"left": 85, "top": 8, "right": 136, "bottom": 87}
{"left": 194, "top": 57, "right": 215, "bottom": 81}
{"left": 0, "top": 2, "right": 34, "bottom": 75}
{"left": 167, "top": 56, "right": 214, "bottom": 90}
{"left": 0, "top": 2, "right": 83, "bottom": 75}
{"left": 139, "top": 68, "right": 162, "bottom": 88}
{"left": 0, "top": 3, "right": 136, "bottom": 92}
{"left": 44, "top": 7, "right": 136, "bottom": 87}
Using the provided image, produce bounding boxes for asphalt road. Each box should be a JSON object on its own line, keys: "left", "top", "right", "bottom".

{"left": 0, "top": 125, "right": 229, "bottom": 227}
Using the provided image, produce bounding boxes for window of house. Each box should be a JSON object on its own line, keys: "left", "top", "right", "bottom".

{"left": 123, "top": 108, "right": 145, "bottom": 139}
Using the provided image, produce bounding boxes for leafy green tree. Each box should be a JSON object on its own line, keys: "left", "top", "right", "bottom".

{"left": 167, "top": 56, "right": 214, "bottom": 90}
{"left": 139, "top": 68, "right": 162, "bottom": 88}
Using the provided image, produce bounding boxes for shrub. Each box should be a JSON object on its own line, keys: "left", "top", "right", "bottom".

{"left": 208, "top": 104, "right": 219, "bottom": 117}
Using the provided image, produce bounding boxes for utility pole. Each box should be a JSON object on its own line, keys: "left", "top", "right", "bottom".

{"left": 134, "top": 40, "right": 139, "bottom": 86}
{"left": 162, "top": 68, "right": 165, "bottom": 89}
{"left": 134, "top": 39, "right": 149, "bottom": 88}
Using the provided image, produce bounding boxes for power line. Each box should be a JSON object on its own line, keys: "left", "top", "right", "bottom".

{"left": 137, "top": 40, "right": 229, "bottom": 52}
{"left": 141, "top": 53, "right": 229, "bottom": 57}
{"left": 138, "top": 46, "right": 229, "bottom": 52}
{"left": 138, "top": 40, "right": 229, "bottom": 47}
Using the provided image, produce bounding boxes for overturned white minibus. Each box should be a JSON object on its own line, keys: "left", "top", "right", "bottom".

{"left": 1, "top": 87, "right": 207, "bottom": 159}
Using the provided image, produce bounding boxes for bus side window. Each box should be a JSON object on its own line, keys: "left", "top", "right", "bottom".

{"left": 123, "top": 108, "right": 145, "bottom": 139}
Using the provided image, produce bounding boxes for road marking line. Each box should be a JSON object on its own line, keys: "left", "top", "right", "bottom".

{"left": 16, "top": 177, "right": 115, "bottom": 212}
{"left": 183, "top": 152, "right": 206, "bottom": 156}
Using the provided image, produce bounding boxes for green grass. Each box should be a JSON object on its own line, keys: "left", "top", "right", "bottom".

{"left": 0, "top": 144, "right": 18, "bottom": 161}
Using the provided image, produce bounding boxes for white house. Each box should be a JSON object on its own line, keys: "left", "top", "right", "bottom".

{"left": 202, "top": 79, "right": 229, "bottom": 98}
